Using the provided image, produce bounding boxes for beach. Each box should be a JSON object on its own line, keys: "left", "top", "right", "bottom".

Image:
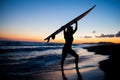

{"left": 7, "top": 66, "right": 104, "bottom": 80}
{"left": 0, "top": 41, "right": 109, "bottom": 80}
{"left": 0, "top": 59, "right": 105, "bottom": 80}
{"left": 84, "top": 43, "right": 120, "bottom": 80}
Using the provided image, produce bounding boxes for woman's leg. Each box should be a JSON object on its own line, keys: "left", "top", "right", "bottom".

{"left": 70, "top": 49, "right": 82, "bottom": 80}
{"left": 61, "top": 48, "right": 67, "bottom": 72}
{"left": 69, "top": 49, "right": 79, "bottom": 69}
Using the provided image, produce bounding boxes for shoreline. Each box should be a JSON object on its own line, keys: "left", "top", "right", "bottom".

{"left": 1, "top": 42, "right": 118, "bottom": 80}
{"left": 1, "top": 66, "right": 104, "bottom": 80}
{"left": 84, "top": 43, "right": 120, "bottom": 80}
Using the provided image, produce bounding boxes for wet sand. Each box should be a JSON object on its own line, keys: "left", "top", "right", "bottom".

{"left": 32, "top": 67, "right": 104, "bottom": 80}
{"left": 2, "top": 65, "right": 104, "bottom": 80}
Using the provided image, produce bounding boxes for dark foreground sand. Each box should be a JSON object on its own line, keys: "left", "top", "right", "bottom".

{"left": 34, "top": 67, "right": 104, "bottom": 80}
{"left": 1, "top": 66, "right": 104, "bottom": 80}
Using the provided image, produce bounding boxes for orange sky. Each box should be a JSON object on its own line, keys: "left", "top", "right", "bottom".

{"left": 51, "top": 37, "right": 120, "bottom": 44}
{"left": 1, "top": 32, "right": 120, "bottom": 44}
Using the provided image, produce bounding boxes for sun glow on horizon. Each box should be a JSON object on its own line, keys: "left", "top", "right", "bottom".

{"left": 50, "top": 37, "right": 120, "bottom": 44}
{"left": 1, "top": 30, "right": 120, "bottom": 44}
{"left": 0, "top": 32, "right": 44, "bottom": 42}
{"left": 1, "top": 33, "right": 120, "bottom": 44}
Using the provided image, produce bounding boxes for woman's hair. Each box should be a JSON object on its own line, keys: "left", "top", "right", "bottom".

{"left": 67, "top": 26, "right": 73, "bottom": 32}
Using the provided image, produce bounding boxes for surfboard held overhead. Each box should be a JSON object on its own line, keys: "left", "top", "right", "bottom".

{"left": 44, "top": 5, "right": 96, "bottom": 42}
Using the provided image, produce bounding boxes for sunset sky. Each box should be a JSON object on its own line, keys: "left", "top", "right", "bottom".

{"left": 0, "top": 0, "right": 120, "bottom": 43}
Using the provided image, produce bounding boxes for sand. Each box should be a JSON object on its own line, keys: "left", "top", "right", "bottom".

{"left": 29, "top": 67, "right": 104, "bottom": 80}
{"left": 2, "top": 66, "right": 104, "bottom": 80}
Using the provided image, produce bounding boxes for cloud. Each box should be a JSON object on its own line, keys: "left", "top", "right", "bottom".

{"left": 84, "top": 36, "right": 92, "bottom": 38}
{"left": 95, "top": 34, "right": 115, "bottom": 38}
{"left": 92, "top": 31, "right": 96, "bottom": 33}
{"left": 95, "top": 31, "right": 120, "bottom": 38}
{"left": 115, "top": 31, "right": 120, "bottom": 37}
{"left": 82, "top": 31, "right": 120, "bottom": 38}
{"left": 99, "top": 34, "right": 115, "bottom": 38}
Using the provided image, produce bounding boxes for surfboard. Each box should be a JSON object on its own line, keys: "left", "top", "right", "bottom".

{"left": 44, "top": 5, "right": 96, "bottom": 42}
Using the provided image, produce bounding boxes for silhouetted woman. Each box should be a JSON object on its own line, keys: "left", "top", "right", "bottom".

{"left": 61, "top": 22, "right": 82, "bottom": 80}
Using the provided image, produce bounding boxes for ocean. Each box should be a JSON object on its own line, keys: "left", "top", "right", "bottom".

{"left": 0, "top": 41, "right": 108, "bottom": 77}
